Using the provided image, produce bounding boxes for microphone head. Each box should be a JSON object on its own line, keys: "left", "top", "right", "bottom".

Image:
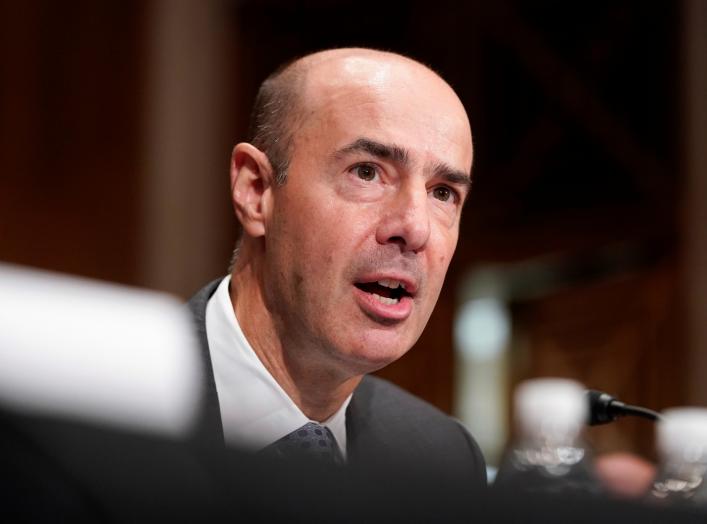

{"left": 586, "top": 389, "right": 618, "bottom": 426}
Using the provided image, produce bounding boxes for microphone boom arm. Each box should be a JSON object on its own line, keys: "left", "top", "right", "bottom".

{"left": 586, "top": 389, "right": 662, "bottom": 426}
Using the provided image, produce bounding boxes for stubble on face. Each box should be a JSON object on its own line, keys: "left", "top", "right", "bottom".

{"left": 255, "top": 51, "right": 472, "bottom": 382}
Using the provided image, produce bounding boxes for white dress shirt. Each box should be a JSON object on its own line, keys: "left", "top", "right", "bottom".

{"left": 204, "top": 276, "right": 350, "bottom": 456}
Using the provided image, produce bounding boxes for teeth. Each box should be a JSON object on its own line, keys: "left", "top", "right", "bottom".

{"left": 372, "top": 293, "right": 399, "bottom": 305}
{"left": 377, "top": 279, "right": 403, "bottom": 289}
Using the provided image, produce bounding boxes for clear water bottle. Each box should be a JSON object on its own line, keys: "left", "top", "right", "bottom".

{"left": 494, "top": 378, "right": 602, "bottom": 496}
{"left": 650, "top": 408, "right": 707, "bottom": 507}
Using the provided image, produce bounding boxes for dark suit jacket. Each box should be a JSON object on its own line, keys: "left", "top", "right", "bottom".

{"left": 187, "top": 278, "right": 487, "bottom": 491}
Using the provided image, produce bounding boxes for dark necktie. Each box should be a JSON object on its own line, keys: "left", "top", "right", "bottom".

{"left": 259, "top": 422, "right": 344, "bottom": 465}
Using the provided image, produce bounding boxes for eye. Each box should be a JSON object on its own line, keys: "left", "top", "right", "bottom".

{"left": 351, "top": 163, "right": 378, "bottom": 182}
{"left": 432, "top": 186, "right": 456, "bottom": 203}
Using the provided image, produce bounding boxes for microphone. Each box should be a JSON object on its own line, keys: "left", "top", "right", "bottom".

{"left": 586, "top": 390, "right": 662, "bottom": 426}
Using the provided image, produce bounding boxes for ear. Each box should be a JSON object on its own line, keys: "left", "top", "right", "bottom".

{"left": 230, "top": 143, "right": 275, "bottom": 238}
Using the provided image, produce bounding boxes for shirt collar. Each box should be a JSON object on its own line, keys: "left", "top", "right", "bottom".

{"left": 205, "top": 275, "right": 351, "bottom": 455}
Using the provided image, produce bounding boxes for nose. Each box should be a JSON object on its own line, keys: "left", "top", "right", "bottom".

{"left": 375, "top": 184, "right": 431, "bottom": 253}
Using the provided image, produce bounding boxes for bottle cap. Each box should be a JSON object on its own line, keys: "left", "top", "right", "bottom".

{"left": 514, "top": 378, "right": 587, "bottom": 439}
{"left": 657, "top": 407, "right": 707, "bottom": 462}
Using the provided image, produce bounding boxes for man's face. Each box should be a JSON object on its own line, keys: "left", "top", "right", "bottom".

{"left": 261, "top": 56, "right": 473, "bottom": 376}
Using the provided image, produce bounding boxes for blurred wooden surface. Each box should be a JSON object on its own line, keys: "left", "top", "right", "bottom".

{"left": 0, "top": 2, "right": 145, "bottom": 284}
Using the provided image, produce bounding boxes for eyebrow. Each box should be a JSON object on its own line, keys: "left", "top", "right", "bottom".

{"left": 430, "top": 161, "right": 473, "bottom": 196}
{"left": 333, "top": 136, "right": 473, "bottom": 196}
{"left": 334, "top": 137, "right": 410, "bottom": 165}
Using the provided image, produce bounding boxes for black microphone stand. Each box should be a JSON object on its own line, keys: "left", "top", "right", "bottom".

{"left": 586, "top": 390, "right": 662, "bottom": 426}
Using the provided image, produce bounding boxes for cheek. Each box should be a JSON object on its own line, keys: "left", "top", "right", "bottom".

{"left": 294, "top": 272, "right": 304, "bottom": 289}
{"left": 299, "top": 201, "right": 372, "bottom": 254}
{"left": 424, "top": 235, "right": 457, "bottom": 292}
{"left": 277, "top": 205, "right": 352, "bottom": 278}
{"left": 433, "top": 229, "right": 457, "bottom": 263}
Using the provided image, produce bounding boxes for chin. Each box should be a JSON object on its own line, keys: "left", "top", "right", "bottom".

{"left": 335, "top": 334, "right": 416, "bottom": 375}
{"left": 321, "top": 314, "right": 422, "bottom": 374}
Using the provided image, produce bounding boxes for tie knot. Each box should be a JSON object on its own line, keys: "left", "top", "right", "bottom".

{"left": 260, "top": 422, "right": 343, "bottom": 465}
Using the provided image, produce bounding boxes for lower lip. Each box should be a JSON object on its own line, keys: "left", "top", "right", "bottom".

{"left": 353, "top": 286, "right": 414, "bottom": 322}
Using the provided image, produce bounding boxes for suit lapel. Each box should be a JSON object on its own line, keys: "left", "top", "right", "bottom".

{"left": 346, "top": 376, "right": 395, "bottom": 463}
{"left": 188, "top": 280, "right": 394, "bottom": 459}
{"left": 186, "top": 278, "right": 225, "bottom": 448}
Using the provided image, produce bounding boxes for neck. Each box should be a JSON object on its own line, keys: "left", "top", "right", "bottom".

{"left": 229, "top": 253, "right": 362, "bottom": 422}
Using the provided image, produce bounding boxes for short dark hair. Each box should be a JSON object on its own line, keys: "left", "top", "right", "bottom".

{"left": 229, "top": 59, "right": 306, "bottom": 271}
{"left": 246, "top": 58, "right": 306, "bottom": 185}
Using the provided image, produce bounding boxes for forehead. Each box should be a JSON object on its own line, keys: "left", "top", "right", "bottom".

{"left": 293, "top": 57, "right": 473, "bottom": 172}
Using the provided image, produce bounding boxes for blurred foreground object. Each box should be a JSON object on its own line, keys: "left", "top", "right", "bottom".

{"left": 495, "top": 378, "right": 602, "bottom": 495}
{"left": 0, "top": 263, "right": 201, "bottom": 437}
{"left": 595, "top": 452, "right": 657, "bottom": 499}
{"left": 2, "top": 265, "right": 705, "bottom": 522}
{"left": 649, "top": 408, "right": 707, "bottom": 507}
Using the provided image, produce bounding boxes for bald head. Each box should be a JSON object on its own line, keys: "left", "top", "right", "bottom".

{"left": 248, "top": 48, "right": 471, "bottom": 185}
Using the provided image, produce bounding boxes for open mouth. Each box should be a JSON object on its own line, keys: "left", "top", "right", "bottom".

{"left": 354, "top": 279, "right": 412, "bottom": 306}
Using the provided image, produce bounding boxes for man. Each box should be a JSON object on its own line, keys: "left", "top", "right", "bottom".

{"left": 188, "top": 48, "right": 485, "bottom": 487}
